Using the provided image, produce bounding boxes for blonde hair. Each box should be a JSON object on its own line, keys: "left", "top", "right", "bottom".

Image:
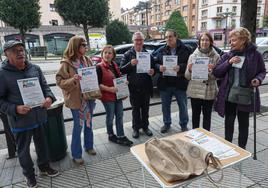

{"left": 63, "top": 36, "right": 86, "bottom": 61}
{"left": 229, "top": 27, "right": 251, "bottom": 43}
{"left": 101, "top": 45, "right": 116, "bottom": 61}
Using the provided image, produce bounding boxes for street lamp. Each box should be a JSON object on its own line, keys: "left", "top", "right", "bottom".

{"left": 218, "top": 8, "right": 235, "bottom": 49}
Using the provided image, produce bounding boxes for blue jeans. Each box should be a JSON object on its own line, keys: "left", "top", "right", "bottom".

{"left": 160, "top": 87, "right": 189, "bottom": 128}
{"left": 102, "top": 100, "right": 124, "bottom": 137}
{"left": 70, "top": 100, "right": 95, "bottom": 159}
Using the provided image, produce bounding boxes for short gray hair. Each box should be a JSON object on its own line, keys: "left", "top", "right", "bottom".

{"left": 132, "top": 31, "right": 145, "bottom": 41}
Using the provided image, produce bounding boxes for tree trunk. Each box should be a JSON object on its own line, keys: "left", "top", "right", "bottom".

{"left": 240, "top": 0, "right": 257, "bottom": 43}
{"left": 19, "top": 29, "right": 26, "bottom": 46}
{"left": 83, "top": 24, "right": 90, "bottom": 48}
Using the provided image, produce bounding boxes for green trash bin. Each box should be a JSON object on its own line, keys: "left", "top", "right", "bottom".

{"left": 45, "top": 97, "right": 67, "bottom": 162}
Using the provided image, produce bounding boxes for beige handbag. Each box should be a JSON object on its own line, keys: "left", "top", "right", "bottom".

{"left": 145, "top": 137, "right": 222, "bottom": 183}
{"left": 83, "top": 90, "right": 102, "bottom": 100}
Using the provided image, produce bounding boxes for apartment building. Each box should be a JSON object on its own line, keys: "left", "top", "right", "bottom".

{"left": 198, "top": 0, "right": 265, "bottom": 47}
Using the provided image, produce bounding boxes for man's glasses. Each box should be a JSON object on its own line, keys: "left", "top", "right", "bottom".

{"left": 165, "top": 35, "right": 174, "bottom": 39}
{"left": 10, "top": 48, "right": 25, "bottom": 55}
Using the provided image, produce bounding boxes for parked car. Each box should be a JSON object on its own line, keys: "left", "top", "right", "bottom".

{"left": 90, "top": 42, "right": 162, "bottom": 66}
{"left": 256, "top": 37, "right": 268, "bottom": 60}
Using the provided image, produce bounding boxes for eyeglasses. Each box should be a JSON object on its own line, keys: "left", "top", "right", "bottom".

{"left": 10, "top": 48, "right": 25, "bottom": 54}
{"left": 134, "top": 39, "right": 144, "bottom": 42}
{"left": 165, "top": 35, "right": 174, "bottom": 39}
{"left": 80, "top": 43, "right": 88, "bottom": 48}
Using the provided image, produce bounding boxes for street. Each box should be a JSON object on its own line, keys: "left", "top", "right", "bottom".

{"left": 0, "top": 59, "right": 268, "bottom": 150}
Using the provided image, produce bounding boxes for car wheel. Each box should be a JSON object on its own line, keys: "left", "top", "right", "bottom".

{"left": 263, "top": 52, "right": 268, "bottom": 61}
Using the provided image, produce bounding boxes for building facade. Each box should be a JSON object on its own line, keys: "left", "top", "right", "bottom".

{"left": 198, "top": 0, "right": 266, "bottom": 47}
{"left": 121, "top": 0, "right": 198, "bottom": 38}
{"left": 0, "top": 0, "right": 121, "bottom": 52}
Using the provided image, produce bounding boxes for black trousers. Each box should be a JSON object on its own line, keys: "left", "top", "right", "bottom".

{"left": 190, "top": 98, "right": 214, "bottom": 131}
{"left": 224, "top": 102, "right": 250, "bottom": 149}
{"left": 129, "top": 90, "right": 151, "bottom": 131}
{"left": 14, "top": 125, "right": 49, "bottom": 178}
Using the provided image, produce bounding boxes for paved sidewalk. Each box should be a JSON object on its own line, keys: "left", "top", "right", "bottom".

{"left": 1, "top": 110, "right": 268, "bottom": 187}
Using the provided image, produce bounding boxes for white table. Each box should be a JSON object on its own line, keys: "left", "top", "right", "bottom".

{"left": 130, "top": 128, "right": 251, "bottom": 188}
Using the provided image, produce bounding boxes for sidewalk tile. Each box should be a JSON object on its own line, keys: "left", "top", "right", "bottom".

{"left": 92, "top": 176, "right": 130, "bottom": 188}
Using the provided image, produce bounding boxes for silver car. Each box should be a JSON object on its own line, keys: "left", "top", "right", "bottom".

{"left": 256, "top": 37, "right": 268, "bottom": 60}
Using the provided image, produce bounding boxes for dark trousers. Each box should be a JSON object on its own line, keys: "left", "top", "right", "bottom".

{"left": 224, "top": 102, "right": 250, "bottom": 149}
{"left": 130, "top": 90, "right": 151, "bottom": 131}
{"left": 190, "top": 98, "right": 214, "bottom": 131}
{"left": 14, "top": 125, "right": 49, "bottom": 178}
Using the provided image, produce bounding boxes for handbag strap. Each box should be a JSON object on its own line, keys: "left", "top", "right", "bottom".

{"left": 204, "top": 154, "right": 223, "bottom": 184}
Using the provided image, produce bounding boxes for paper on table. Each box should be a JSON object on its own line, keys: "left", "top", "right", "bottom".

{"left": 184, "top": 129, "right": 204, "bottom": 139}
{"left": 192, "top": 57, "right": 209, "bottom": 80}
{"left": 232, "top": 56, "right": 245, "bottom": 69}
{"left": 17, "top": 77, "right": 45, "bottom": 108}
{"left": 137, "top": 52, "right": 151, "bottom": 73}
{"left": 163, "top": 55, "right": 178, "bottom": 77}
{"left": 113, "top": 75, "right": 129, "bottom": 99}
{"left": 77, "top": 66, "right": 99, "bottom": 93}
{"left": 192, "top": 136, "right": 237, "bottom": 159}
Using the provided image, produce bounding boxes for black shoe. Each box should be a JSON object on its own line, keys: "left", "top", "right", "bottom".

{"left": 40, "top": 166, "right": 59, "bottom": 177}
{"left": 161, "top": 125, "right": 170, "bottom": 133}
{"left": 108, "top": 134, "right": 118, "bottom": 143}
{"left": 143, "top": 128, "right": 153, "bottom": 136}
{"left": 117, "top": 136, "right": 133, "bottom": 146}
{"left": 132, "top": 130, "right": 140, "bottom": 139}
{"left": 181, "top": 127, "right": 189, "bottom": 132}
{"left": 25, "top": 176, "right": 37, "bottom": 188}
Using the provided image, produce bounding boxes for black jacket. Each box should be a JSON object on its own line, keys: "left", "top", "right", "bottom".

{"left": 0, "top": 60, "right": 56, "bottom": 130}
{"left": 120, "top": 47, "right": 154, "bottom": 94}
{"left": 155, "top": 39, "right": 191, "bottom": 91}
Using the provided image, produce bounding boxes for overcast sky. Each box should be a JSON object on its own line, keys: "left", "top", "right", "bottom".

{"left": 121, "top": 0, "right": 141, "bottom": 9}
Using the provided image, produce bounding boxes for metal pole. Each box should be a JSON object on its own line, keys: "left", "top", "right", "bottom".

{"left": 224, "top": 15, "right": 228, "bottom": 49}
{"left": 145, "top": 1, "right": 150, "bottom": 39}
{"left": 253, "top": 87, "right": 257, "bottom": 160}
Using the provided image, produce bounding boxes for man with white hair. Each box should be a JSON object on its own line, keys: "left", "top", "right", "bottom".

{"left": 120, "top": 32, "right": 155, "bottom": 138}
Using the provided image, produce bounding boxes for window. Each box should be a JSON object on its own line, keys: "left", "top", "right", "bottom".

{"left": 217, "top": 7, "right": 222, "bottom": 13}
{"left": 216, "top": 20, "right": 221, "bottom": 28}
{"left": 258, "top": 0, "right": 262, "bottom": 4}
{"left": 175, "top": 0, "right": 180, "bottom": 5}
{"left": 232, "top": 6, "right": 237, "bottom": 15}
{"left": 214, "top": 33, "right": 223, "bottom": 41}
{"left": 51, "top": 20, "right": 58, "bottom": 26}
{"left": 257, "top": 7, "right": 261, "bottom": 15}
{"left": 202, "top": 0, "right": 208, "bottom": 5}
{"left": 49, "top": 4, "right": 56, "bottom": 12}
{"left": 192, "top": 26, "right": 195, "bottom": 32}
{"left": 201, "top": 22, "right": 207, "bottom": 29}
{"left": 182, "top": 5, "right": 188, "bottom": 12}
{"left": 192, "top": 4, "right": 195, "bottom": 9}
{"left": 184, "top": 16, "right": 188, "bottom": 22}
{"left": 217, "top": 0, "right": 223, "bottom": 2}
{"left": 231, "top": 19, "right": 236, "bottom": 28}
{"left": 256, "top": 19, "right": 260, "bottom": 28}
{"left": 201, "top": 10, "right": 208, "bottom": 18}
{"left": 233, "top": 0, "right": 237, "bottom": 2}
{"left": 192, "top": 15, "right": 195, "bottom": 21}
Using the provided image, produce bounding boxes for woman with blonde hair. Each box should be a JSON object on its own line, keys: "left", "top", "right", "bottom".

{"left": 56, "top": 36, "right": 96, "bottom": 164}
{"left": 213, "top": 27, "right": 266, "bottom": 149}
{"left": 185, "top": 32, "right": 220, "bottom": 131}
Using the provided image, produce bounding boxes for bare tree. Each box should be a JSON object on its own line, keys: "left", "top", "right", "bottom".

{"left": 240, "top": 0, "right": 257, "bottom": 42}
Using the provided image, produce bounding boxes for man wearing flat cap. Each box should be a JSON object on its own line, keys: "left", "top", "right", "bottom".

{"left": 0, "top": 40, "right": 59, "bottom": 187}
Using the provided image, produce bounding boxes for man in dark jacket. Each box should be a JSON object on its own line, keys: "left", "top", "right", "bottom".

{"left": 155, "top": 29, "right": 191, "bottom": 133}
{"left": 0, "top": 41, "right": 59, "bottom": 188}
{"left": 120, "top": 32, "right": 155, "bottom": 138}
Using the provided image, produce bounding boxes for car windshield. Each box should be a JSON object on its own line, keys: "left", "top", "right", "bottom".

{"left": 256, "top": 37, "right": 268, "bottom": 45}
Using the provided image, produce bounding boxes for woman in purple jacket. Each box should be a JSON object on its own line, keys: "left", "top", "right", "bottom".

{"left": 213, "top": 27, "right": 266, "bottom": 149}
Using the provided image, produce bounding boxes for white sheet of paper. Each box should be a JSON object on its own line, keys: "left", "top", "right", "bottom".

{"left": 113, "top": 75, "right": 129, "bottom": 99}
{"left": 192, "top": 136, "right": 236, "bottom": 159}
{"left": 232, "top": 56, "right": 245, "bottom": 69}
{"left": 77, "top": 66, "right": 99, "bottom": 93}
{"left": 192, "top": 57, "right": 209, "bottom": 80}
{"left": 17, "top": 77, "right": 45, "bottom": 108}
{"left": 163, "top": 55, "right": 178, "bottom": 77}
{"left": 184, "top": 129, "right": 204, "bottom": 139}
{"left": 137, "top": 52, "right": 151, "bottom": 73}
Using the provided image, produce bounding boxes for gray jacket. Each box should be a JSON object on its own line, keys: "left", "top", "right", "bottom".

{"left": 0, "top": 60, "right": 56, "bottom": 130}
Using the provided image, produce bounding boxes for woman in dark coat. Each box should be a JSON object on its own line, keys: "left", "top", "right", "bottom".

{"left": 213, "top": 27, "right": 266, "bottom": 149}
